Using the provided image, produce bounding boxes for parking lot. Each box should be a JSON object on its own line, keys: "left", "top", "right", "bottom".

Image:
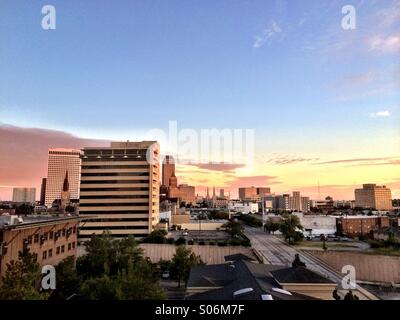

{"left": 168, "top": 230, "right": 231, "bottom": 241}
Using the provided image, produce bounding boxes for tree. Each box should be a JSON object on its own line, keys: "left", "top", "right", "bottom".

{"left": 264, "top": 218, "right": 280, "bottom": 234}
{"left": 15, "top": 203, "right": 33, "bottom": 216}
{"left": 0, "top": 247, "right": 48, "bottom": 300}
{"left": 170, "top": 246, "right": 204, "bottom": 288}
{"left": 65, "top": 205, "right": 75, "bottom": 214}
{"left": 76, "top": 234, "right": 164, "bottom": 300}
{"left": 50, "top": 256, "right": 81, "bottom": 300}
{"left": 223, "top": 220, "right": 244, "bottom": 237}
{"left": 279, "top": 214, "right": 304, "bottom": 245}
{"left": 142, "top": 230, "right": 167, "bottom": 244}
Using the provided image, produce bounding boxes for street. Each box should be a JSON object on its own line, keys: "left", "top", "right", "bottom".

{"left": 244, "top": 226, "right": 378, "bottom": 300}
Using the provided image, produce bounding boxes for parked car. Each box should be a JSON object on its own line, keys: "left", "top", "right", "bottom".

{"left": 182, "top": 231, "right": 189, "bottom": 236}
{"left": 162, "top": 271, "right": 170, "bottom": 279}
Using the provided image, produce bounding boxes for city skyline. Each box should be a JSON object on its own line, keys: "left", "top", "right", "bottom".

{"left": 1, "top": 0, "right": 399, "bottom": 200}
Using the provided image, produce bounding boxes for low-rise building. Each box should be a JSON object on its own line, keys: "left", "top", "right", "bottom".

{"left": 228, "top": 201, "right": 259, "bottom": 214}
{"left": 294, "top": 213, "right": 336, "bottom": 236}
{"left": 0, "top": 215, "right": 82, "bottom": 278}
{"left": 186, "top": 254, "right": 337, "bottom": 300}
{"left": 336, "top": 215, "right": 390, "bottom": 237}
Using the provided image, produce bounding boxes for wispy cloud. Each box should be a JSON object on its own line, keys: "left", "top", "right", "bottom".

{"left": 253, "top": 20, "right": 282, "bottom": 48}
{"left": 370, "top": 110, "right": 391, "bottom": 118}
{"left": 266, "top": 155, "right": 320, "bottom": 165}
{"left": 314, "top": 156, "right": 400, "bottom": 166}
{"left": 368, "top": 34, "right": 400, "bottom": 54}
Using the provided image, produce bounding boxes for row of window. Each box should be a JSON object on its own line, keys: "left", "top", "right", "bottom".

{"left": 42, "top": 242, "right": 76, "bottom": 260}
{"left": 80, "top": 180, "right": 149, "bottom": 184}
{"left": 79, "top": 202, "right": 149, "bottom": 207}
{"left": 24, "top": 227, "right": 77, "bottom": 245}
{"left": 82, "top": 165, "right": 149, "bottom": 170}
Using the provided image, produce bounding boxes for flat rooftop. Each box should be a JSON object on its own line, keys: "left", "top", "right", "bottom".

{"left": 0, "top": 214, "right": 82, "bottom": 230}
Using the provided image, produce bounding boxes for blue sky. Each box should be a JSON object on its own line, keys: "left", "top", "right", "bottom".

{"left": 1, "top": 0, "right": 398, "bottom": 135}
{"left": 0, "top": 0, "right": 399, "bottom": 199}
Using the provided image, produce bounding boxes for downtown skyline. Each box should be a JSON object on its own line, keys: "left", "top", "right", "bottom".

{"left": 1, "top": 0, "right": 399, "bottom": 200}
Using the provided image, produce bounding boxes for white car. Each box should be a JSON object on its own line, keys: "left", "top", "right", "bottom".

{"left": 182, "top": 231, "right": 189, "bottom": 236}
{"left": 162, "top": 271, "right": 170, "bottom": 279}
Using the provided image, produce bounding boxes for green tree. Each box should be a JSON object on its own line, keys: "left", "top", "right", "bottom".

{"left": 170, "top": 246, "right": 204, "bottom": 288}
{"left": 15, "top": 203, "right": 33, "bottom": 216}
{"left": 0, "top": 247, "right": 48, "bottom": 300}
{"left": 264, "top": 218, "right": 280, "bottom": 234}
{"left": 223, "top": 220, "right": 244, "bottom": 237}
{"left": 142, "top": 230, "right": 167, "bottom": 244}
{"left": 279, "top": 214, "right": 304, "bottom": 245}
{"left": 50, "top": 256, "right": 81, "bottom": 300}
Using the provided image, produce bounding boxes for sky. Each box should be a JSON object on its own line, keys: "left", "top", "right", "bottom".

{"left": 0, "top": 0, "right": 399, "bottom": 200}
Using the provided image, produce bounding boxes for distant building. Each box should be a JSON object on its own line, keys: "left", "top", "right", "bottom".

{"left": 276, "top": 194, "right": 291, "bottom": 211}
{"left": 40, "top": 178, "right": 47, "bottom": 205}
{"left": 45, "top": 149, "right": 82, "bottom": 207}
{"left": 301, "top": 197, "right": 310, "bottom": 213}
{"left": 290, "top": 191, "right": 301, "bottom": 212}
{"left": 336, "top": 216, "right": 390, "bottom": 237}
{"left": 0, "top": 215, "right": 81, "bottom": 278}
{"left": 78, "top": 141, "right": 160, "bottom": 240}
{"left": 169, "top": 184, "right": 196, "bottom": 205}
{"left": 12, "top": 188, "right": 36, "bottom": 203}
{"left": 238, "top": 187, "right": 271, "bottom": 201}
{"left": 294, "top": 212, "right": 336, "bottom": 236}
{"left": 355, "top": 184, "right": 392, "bottom": 211}
{"left": 228, "top": 201, "right": 259, "bottom": 214}
{"left": 162, "top": 155, "right": 175, "bottom": 187}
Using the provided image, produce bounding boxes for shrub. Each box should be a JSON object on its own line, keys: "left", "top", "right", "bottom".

{"left": 167, "top": 238, "right": 175, "bottom": 244}
{"left": 175, "top": 237, "right": 186, "bottom": 246}
{"left": 198, "top": 241, "right": 205, "bottom": 246}
{"left": 188, "top": 240, "right": 194, "bottom": 245}
{"left": 217, "top": 242, "right": 227, "bottom": 247}
{"left": 208, "top": 241, "right": 215, "bottom": 246}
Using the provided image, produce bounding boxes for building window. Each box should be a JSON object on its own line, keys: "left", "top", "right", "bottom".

{"left": 61, "top": 245, "right": 65, "bottom": 253}
{"left": 72, "top": 242, "right": 76, "bottom": 249}
{"left": 48, "top": 249, "right": 53, "bottom": 258}
{"left": 73, "top": 227, "right": 76, "bottom": 234}
{"left": 68, "top": 243, "right": 71, "bottom": 251}
{"left": 42, "top": 251, "right": 47, "bottom": 260}
{"left": 34, "top": 234, "right": 39, "bottom": 243}
{"left": 56, "top": 247, "right": 60, "bottom": 255}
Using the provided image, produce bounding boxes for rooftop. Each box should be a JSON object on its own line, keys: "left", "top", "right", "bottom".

{"left": 0, "top": 214, "right": 82, "bottom": 230}
{"left": 186, "top": 255, "right": 335, "bottom": 300}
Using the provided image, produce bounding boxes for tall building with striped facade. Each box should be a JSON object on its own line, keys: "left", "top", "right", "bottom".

{"left": 45, "top": 149, "right": 82, "bottom": 207}
{"left": 78, "top": 141, "right": 160, "bottom": 240}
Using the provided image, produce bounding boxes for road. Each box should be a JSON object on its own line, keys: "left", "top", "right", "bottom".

{"left": 244, "top": 226, "right": 378, "bottom": 300}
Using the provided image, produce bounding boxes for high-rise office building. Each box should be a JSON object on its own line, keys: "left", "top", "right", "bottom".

{"left": 162, "top": 155, "right": 175, "bottom": 187}
{"left": 45, "top": 149, "right": 82, "bottom": 207}
{"left": 78, "top": 141, "right": 160, "bottom": 240}
{"left": 40, "top": 178, "right": 47, "bottom": 205}
{"left": 290, "top": 191, "right": 301, "bottom": 211}
{"left": 12, "top": 188, "right": 36, "bottom": 203}
{"left": 355, "top": 184, "right": 392, "bottom": 210}
{"left": 238, "top": 187, "right": 271, "bottom": 201}
{"left": 301, "top": 196, "right": 310, "bottom": 213}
